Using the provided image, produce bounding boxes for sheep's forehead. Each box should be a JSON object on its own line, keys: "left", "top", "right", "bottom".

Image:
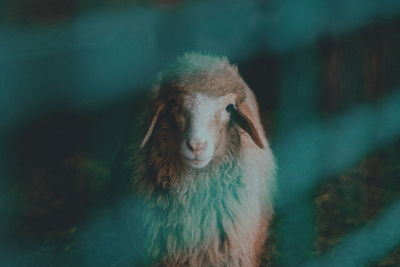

{"left": 178, "top": 71, "right": 246, "bottom": 98}
{"left": 184, "top": 93, "right": 235, "bottom": 116}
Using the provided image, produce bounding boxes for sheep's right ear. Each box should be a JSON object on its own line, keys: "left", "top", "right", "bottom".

{"left": 140, "top": 103, "right": 165, "bottom": 149}
{"left": 232, "top": 102, "right": 265, "bottom": 149}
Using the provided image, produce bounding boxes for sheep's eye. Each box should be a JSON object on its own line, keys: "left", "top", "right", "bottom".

{"left": 225, "top": 104, "right": 235, "bottom": 113}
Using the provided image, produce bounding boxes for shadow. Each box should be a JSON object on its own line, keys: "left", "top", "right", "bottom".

{"left": 237, "top": 53, "right": 280, "bottom": 139}
{"left": 9, "top": 110, "right": 92, "bottom": 244}
{"left": 1, "top": 89, "right": 147, "bottom": 266}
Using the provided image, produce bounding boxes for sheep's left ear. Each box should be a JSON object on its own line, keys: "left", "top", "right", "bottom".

{"left": 140, "top": 102, "right": 165, "bottom": 149}
{"left": 232, "top": 103, "right": 265, "bottom": 149}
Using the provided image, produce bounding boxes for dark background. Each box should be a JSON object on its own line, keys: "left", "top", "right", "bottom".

{"left": 1, "top": 0, "right": 400, "bottom": 266}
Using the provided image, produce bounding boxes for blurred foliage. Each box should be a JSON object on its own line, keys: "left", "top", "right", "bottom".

{"left": 375, "top": 246, "right": 400, "bottom": 267}
{"left": 314, "top": 139, "right": 400, "bottom": 262}
{"left": 1, "top": 0, "right": 400, "bottom": 266}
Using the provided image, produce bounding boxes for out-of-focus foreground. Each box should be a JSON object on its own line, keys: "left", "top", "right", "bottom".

{"left": 1, "top": 0, "right": 400, "bottom": 266}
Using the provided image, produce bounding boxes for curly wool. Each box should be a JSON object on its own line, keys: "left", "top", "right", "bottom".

{"left": 130, "top": 52, "right": 276, "bottom": 267}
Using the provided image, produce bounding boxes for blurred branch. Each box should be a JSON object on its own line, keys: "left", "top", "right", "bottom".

{"left": 304, "top": 200, "right": 400, "bottom": 266}
{"left": 274, "top": 89, "right": 400, "bottom": 265}
{"left": 275, "top": 88, "right": 400, "bottom": 206}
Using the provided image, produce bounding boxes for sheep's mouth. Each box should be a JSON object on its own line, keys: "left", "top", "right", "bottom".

{"left": 182, "top": 156, "right": 212, "bottom": 168}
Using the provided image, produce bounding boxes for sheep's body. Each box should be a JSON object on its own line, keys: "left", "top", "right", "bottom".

{"left": 131, "top": 53, "right": 276, "bottom": 267}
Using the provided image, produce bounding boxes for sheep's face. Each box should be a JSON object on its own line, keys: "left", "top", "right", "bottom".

{"left": 140, "top": 89, "right": 265, "bottom": 170}
{"left": 177, "top": 93, "right": 237, "bottom": 169}
{"left": 140, "top": 58, "right": 266, "bottom": 170}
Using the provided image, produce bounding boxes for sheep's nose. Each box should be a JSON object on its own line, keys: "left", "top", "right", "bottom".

{"left": 187, "top": 140, "right": 208, "bottom": 154}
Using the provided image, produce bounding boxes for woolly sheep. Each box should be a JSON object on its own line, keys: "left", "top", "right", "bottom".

{"left": 131, "top": 52, "right": 276, "bottom": 267}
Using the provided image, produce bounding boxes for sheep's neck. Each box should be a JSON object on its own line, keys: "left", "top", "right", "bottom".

{"left": 142, "top": 159, "right": 246, "bottom": 256}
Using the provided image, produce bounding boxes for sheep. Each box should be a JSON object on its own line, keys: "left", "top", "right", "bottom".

{"left": 130, "top": 52, "right": 276, "bottom": 267}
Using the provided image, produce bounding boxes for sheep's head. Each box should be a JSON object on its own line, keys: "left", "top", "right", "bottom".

{"left": 140, "top": 53, "right": 264, "bottom": 169}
